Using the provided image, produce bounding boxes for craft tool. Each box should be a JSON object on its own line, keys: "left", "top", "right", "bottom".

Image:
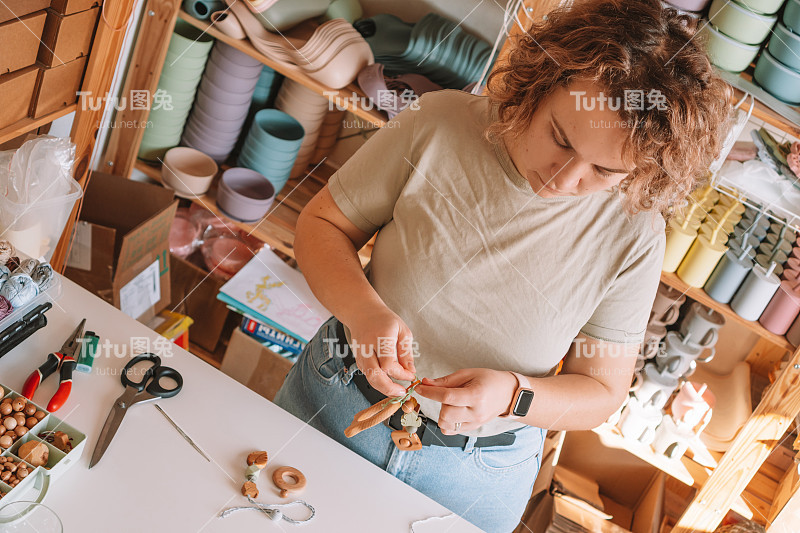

{"left": 22, "top": 318, "right": 86, "bottom": 411}
{"left": 154, "top": 404, "right": 209, "bottom": 462}
{"left": 90, "top": 354, "right": 183, "bottom": 468}
{"left": 75, "top": 331, "right": 100, "bottom": 373}
{"left": 0, "top": 302, "right": 52, "bottom": 359}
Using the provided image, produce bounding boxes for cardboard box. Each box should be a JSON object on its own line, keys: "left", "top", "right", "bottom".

{"left": 0, "top": 11, "right": 47, "bottom": 74}
{"left": 38, "top": 6, "right": 99, "bottom": 67}
{"left": 221, "top": 328, "right": 293, "bottom": 401}
{"left": 30, "top": 56, "right": 87, "bottom": 118}
{"left": 0, "top": 66, "right": 38, "bottom": 129}
{"left": 64, "top": 172, "right": 178, "bottom": 322}
{"left": 49, "top": 0, "right": 101, "bottom": 15}
{"left": 0, "top": 0, "right": 50, "bottom": 24}
{"left": 168, "top": 253, "right": 231, "bottom": 353}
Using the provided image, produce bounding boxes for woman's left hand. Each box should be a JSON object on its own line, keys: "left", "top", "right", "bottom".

{"left": 415, "top": 369, "right": 519, "bottom": 435}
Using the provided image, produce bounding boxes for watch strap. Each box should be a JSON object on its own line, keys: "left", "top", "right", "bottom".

{"left": 502, "top": 372, "right": 533, "bottom": 419}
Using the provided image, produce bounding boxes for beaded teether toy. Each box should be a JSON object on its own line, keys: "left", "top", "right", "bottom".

{"left": 345, "top": 378, "right": 424, "bottom": 451}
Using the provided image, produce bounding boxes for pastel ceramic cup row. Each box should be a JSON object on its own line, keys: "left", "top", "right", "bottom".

{"left": 237, "top": 109, "right": 305, "bottom": 194}
{"left": 754, "top": 0, "right": 800, "bottom": 103}
{"left": 139, "top": 20, "right": 213, "bottom": 161}
{"left": 181, "top": 42, "right": 263, "bottom": 163}
{"left": 700, "top": 0, "right": 778, "bottom": 74}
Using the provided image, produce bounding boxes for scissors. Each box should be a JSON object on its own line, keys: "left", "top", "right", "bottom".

{"left": 89, "top": 353, "right": 183, "bottom": 469}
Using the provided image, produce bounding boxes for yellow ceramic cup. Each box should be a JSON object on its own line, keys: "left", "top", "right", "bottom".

{"left": 664, "top": 219, "right": 699, "bottom": 273}
{"left": 677, "top": 235, "right": 728, "bottom": 287}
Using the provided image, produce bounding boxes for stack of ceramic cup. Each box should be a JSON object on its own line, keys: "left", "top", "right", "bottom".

{"left": 181, "top": 43, "right": 263, "bottom": 163}
{"left": 755, "top": 0, "right": 800, "bottom": 104}
{"left": 637, "top": 283, "right": 686, "bottom": 387}
{"left": 354, "top": 13, "right": 494, "bottom": 89}
{"left": 139, "top": 21, "right": 213, "bottom": 161}
{"left": 252, "top": 65, "right": 282, "bottom": 110}
{"left": 312, "top": 109, "right": 345, "bottom": 164}
{"left": 275, "top": 78, "right": 331, "bottom": 178}
{"left": 699, "top": 0, "right": 781, "bottom": 74}
{"left": 705, "top": 206, "right": 764, "bottom": 303}
{"left": 671, "top": 187, "right": 744, "bottom": 288}
{"left": 237, "top": 109, "right": 305, "bottom": 194}
{"left": 652, "top": 381, "right": 716, "bottom": 459}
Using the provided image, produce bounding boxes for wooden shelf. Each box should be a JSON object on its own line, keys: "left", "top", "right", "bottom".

{"left": 177, "top": 10, "right": 387, "bottom": 128}
{"left": 660, "top": 271, "right": 794, "bottom": 352}
{"left": 0, "top": 104, "right": 78, "bottom": 145}
{"left": 134, "top": 159, "right": 373, "bottom": 264}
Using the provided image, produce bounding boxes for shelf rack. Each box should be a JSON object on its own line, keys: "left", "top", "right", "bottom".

{"left": 0, "top": 104, "right": 77, "bottom": 145}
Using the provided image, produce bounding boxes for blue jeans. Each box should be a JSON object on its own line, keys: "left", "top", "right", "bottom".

{"left": 274, "top": 317, "right": 544, "bottom": 533}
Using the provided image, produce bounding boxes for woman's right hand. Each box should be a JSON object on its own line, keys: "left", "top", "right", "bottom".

{"left": 344, "top": 304, "right": 417, "bottom": 396}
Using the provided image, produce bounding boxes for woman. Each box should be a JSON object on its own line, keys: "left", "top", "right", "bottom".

{"left": 275, "top": 1, "right": 732, "bottom": 531}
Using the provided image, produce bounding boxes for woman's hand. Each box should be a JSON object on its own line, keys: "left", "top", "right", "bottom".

{"left": 344, "top": 303, "right": 416, "bottom": 396}
{"left": 416, "top": 369, "right": 518, "bottom": 434}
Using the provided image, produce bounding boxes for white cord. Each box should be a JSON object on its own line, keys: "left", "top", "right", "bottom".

{"left": 472, "top": 0, "right": 524, "bottom": 94}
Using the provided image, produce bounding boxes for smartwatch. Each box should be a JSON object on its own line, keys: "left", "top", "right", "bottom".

{"left": 501, "top": 372, "right": 534, "bottom": 419}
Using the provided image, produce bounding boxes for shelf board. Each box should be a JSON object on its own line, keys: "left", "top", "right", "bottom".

{"left": 660, "top": 271, "right": 795, "bottom": 352}
{"left": 0, "top": 104, "right": 77, "bottom": 145}
{"left": 134, "top": 159, "right": 373, "bottom": 264}
{"left": 177, "top": 10, "right": 387, "bottom": 128}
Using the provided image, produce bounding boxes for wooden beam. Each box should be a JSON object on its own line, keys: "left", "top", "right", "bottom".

{"left": 50, "top": 0, "right": 139, "bottom": 272}
{"left": 101, "top": 0, "right": 181, "bottom": 178}
{"left": 673, "top": 347, "right": 800, "bottom": 533}
{"left": 747, "top": 337, "right": 791, "bottom": 378}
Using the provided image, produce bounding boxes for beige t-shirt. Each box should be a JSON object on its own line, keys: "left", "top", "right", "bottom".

{"left": 329, "top": 90, "right": 666, "bottom": 436}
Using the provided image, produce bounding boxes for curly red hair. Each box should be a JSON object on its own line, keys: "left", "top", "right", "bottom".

{"left": 487, "top": 0, "right": 734, "bottom": 215}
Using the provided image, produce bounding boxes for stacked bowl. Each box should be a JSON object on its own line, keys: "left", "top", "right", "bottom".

{"left": 354, "top": 13, "right": 493, "bottom": 89}
{"left": 139, "top": 20, "right": 213, "bottom": 161}
{"left": 755, "top": 0, "right": 800, "bottom": 103}
{"left": 237, "top": 109, "right": 305, "bottom": 194}
{"left": 700, "top": 0, "right": 781, "bottom": 74}
{"left": 312, "top": 109, "right": 345, "bottom": 164}
{"left": 251, "top": 65, "right": 282, "bottom": 110}
{"left": 181, "top": 42, "right": 264, "bottom": 162}
{"left": 217, "top": 167, "right": 276, "bottom": 223}
{"left": 275, "top": 78, "right": 330, "bottom": 178}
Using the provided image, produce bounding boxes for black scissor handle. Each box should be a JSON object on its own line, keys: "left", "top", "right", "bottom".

{"left": 121, "top": 353, "right": 160, "bottom": 391}
{"left": 147, "top": 365, "right": 182, "bottom": 398}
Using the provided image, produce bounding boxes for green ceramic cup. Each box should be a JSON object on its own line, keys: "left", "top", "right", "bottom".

{"left": 785, "top": 0, "right": 800, "bottom": 32}
{"left": 167, "top": 19, "right": 214, "bottom": 58}
{"left": 709, "top": 0, "right": 777, "bottom": 44}
{"left": 735, "top": 0, "right": 786, "bottom": 14}
{"left": 700, "top": 22, "right": 760, "bottom": 72}
{"left": 753, "top": 48, "right": 800, "bottom": 104}
{"left": 322, "top": 0, "right": 363, "bottom": 23}
{"left": 768, "top": 22, "right": 800, "bottom": 71}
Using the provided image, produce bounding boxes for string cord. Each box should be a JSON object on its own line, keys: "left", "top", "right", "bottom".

{"left": 219, "top": 499, "right": 316, "bottom": 524}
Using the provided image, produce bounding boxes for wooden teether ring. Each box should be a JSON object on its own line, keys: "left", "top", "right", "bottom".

{"left": 273, "top": 466, "right": 307, "bottom": 498}
{"left": 344, "top": 400, "right": 401, "bottom": 437}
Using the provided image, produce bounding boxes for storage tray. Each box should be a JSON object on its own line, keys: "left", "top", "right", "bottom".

{"left": 0, "top": 381, "right": 85, "bottom": 506}
{"left": 0, "top": 257, "right": 62, "bottom": 330}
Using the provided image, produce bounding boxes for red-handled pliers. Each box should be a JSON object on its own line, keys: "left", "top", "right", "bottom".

{"left": 22, "top": 318, "right": 86, "bottom": 412}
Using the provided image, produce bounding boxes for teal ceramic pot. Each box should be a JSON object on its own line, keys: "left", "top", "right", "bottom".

{"left": 700, "top": 22, "right": 761, "bottom": 72}
{"left": 709, "top": 0, "right": 778, "bottom": 44}
{"left": 735, "top": 0, "right": 786, "bottom": 14}
{"left": 785, "top": 0, "right": 800, "bottom": 32}
{"left": 250, "top": 109, "right": 305, "bottom": 151}
{"left": 753, "top": 48, "right": 800, "bottom": 104}
{"left": 769, "top": 21, "right": 800, "bottom": 70}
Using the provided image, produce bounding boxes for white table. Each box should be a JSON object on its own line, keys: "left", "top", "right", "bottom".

{"left": 0, "top": 277, "right": 482, "bottom": 532}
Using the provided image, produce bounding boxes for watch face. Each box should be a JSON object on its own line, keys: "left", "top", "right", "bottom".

{"left": 512, "top": 390, "right": 534, "bottom": 417}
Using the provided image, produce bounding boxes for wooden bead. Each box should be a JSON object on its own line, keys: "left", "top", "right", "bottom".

{"left": 246, "top": 451, "right": 268, "bottom": 469}
{"left": 272, "top": 466, "right": 306, "bottom": 498}
{"left": 401, "top": 397, "right": 419, "bottom": 414}
{"left": 241, "top": 481, "right": 259, "bottom": 498}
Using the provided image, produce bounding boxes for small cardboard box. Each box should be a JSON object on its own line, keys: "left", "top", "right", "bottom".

{"left": 38, "top": 6, "right": 99, "bottom": 67}
{"left": 0, "top": 0, "right": 50, "bottom": 24}
{"left": 0, "top": 66, "right": 38, "bottom": 129}
{"left": 221, "top": 328, "right": 293, "bottom": 401}
{"left": 0, "top": 11, "right": 47, "bottom": 74}
{"left": 64, "top": 172, "right": 178, "bottom": 322}
{"left": 49, "top": 0, "right": 102, "bottom": 15}
{"left": 30, "top": 56, "right": 87, "bottom": 118}
{"left": 168, "top": 253, "right": 232, "bottom": 353}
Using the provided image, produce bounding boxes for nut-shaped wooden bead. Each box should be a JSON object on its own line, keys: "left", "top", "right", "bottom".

{"left": 13, "top": 413, "right": 25, "bottom": 426}
{"left": 3, "top": 418, "right": 16, "bottom": 431}
{"left": 18, "top": 441, "right": 48, "bottom": 467}
{"left": 25, "top": 417, "right": 37, "bottom": 429}
{"left": 14, "top": 426, "right": 26, "bottom": 437}
{"left": 34, "top": 411, "right": 45, "bottom": 421}
{"left": 0, "top": 471, "right": 10, "bottom": 482}
{"left": 11, "top": 398, "right": 25, "bottom": 412}
{"left": 246, "top": 451, "right": 268, "bottom": 469}
{"left": 23, "top": 404, "right": 35, "bottom": 417}
{"left": 241, "top": 481, "right": 259, "bottom": 498}
{"left": 0, "top": 404, "right": 11, "bottom": 416}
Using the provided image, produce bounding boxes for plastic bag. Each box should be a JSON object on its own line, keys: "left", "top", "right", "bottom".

{"left": 0, "top": 136, "right": 82, "bottom": 260}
